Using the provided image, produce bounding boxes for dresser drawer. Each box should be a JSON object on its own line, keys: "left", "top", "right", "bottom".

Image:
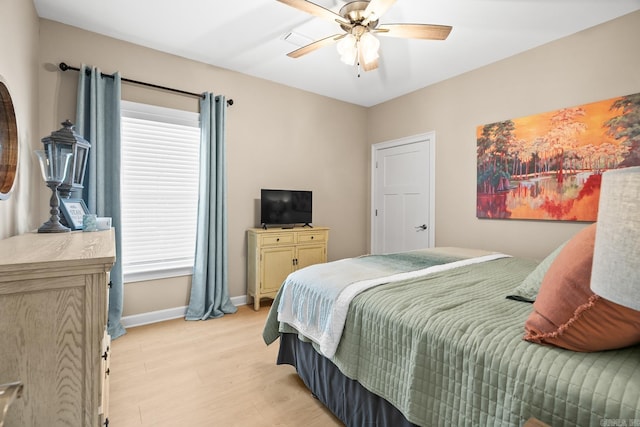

{"left": 261, "top": 233, "right": 295, "bottom": 246}
{"left": 297, "top": 231, "right": 327, "bottom": 244}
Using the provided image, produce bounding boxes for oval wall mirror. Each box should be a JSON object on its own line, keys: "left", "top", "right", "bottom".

{"left": 0, "top": 81, "right": 18, "bottom": 200}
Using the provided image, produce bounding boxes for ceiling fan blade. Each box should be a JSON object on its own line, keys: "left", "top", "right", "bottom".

{"left": 358, "top": 47, "right": 379, "bottom": 72}
{"left": 363, "top": 0, "right": 397, "bottom": 23}
{"left": 287, "top": 34, "right": 344, "bottom": 58}
{"left": 376, "top": 24, "right": 452, "bottom": 40}
{"left": 361, "top": 57, "right": 379, "bottom": 72}
{"left": 277, "top": 0, "right": 349, "bottom": 25}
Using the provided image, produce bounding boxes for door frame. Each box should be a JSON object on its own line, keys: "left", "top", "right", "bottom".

{"left": 370, "top": 132, "right": 436, "bottom": 253}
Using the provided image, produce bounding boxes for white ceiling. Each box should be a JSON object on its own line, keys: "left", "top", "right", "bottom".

{"left": 34, "top": 0, "right": 640, "bottom": 107}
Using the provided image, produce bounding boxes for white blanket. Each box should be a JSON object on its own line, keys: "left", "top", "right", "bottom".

{"left": 277, "top": 251, "right": 509, "bottom": 359}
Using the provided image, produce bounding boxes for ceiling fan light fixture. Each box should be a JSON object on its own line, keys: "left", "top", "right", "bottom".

{"left": 359, "top": 31, "right": 380, "bottom": 64}
{"left": 337, "top": 33, "right": 358, "bottom": 65}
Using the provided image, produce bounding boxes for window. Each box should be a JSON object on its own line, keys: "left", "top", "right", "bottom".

{"left": 120, "top": 101, "right": 200, "bottom": 282}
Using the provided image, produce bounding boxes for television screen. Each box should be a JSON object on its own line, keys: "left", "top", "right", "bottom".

{"left": 261, "top": 189, "right": 312, "bottom": 226}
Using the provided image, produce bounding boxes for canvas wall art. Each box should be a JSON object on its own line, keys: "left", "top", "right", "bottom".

{"left": 476, "top": 92, "right": 640, "bottom": 221}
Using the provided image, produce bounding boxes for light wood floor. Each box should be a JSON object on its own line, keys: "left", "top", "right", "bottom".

{"left": 109, "top": 303, "right": 343, "bottom": 426}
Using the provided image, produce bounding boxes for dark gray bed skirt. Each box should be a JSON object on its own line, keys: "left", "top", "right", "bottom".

{"left": 277, "top": 333, "right": 418, "bottom": 427}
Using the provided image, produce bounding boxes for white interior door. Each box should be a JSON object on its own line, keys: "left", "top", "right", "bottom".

{"left": 371, "top": 133, "right": 435, "bottom": 254}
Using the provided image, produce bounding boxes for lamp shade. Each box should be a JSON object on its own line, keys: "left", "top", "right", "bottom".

{"left": 34, "top": 149, "right": 72, "bottom": 182}
{"left": 337, "top": 34, "right": 357, "bottom": 65}
{"left": 590, "top": 166, "right": 640, "bottom": 311}
{"left": 359, "top": 32, "right": 380, "bottom": 65}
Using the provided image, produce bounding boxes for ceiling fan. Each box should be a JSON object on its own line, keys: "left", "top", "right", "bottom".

{"left": 278, "top": 0, "right": 452, "bottom": 73}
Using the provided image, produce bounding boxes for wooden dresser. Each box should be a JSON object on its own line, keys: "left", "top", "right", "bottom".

{"left": 0, "top": 229, "right": 115, "bottom": 426}
{"left": 247, "top": 227, "right": 329, "bottom": 310}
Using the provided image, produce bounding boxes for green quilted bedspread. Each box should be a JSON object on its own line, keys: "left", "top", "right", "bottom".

{"left": 263, "top": 256, "right": 640, "bottom": 426}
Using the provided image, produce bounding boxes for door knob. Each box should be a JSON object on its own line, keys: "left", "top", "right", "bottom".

{"left": 415, "top": 224, "right": 427, "bottom": 231}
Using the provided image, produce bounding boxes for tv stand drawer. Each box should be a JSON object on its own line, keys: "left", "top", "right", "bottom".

{"left": 297, "top": 231, "right": 326, "bottom": 243}
{"left": 261, "top": 234, "right": 295, "bottom": 246}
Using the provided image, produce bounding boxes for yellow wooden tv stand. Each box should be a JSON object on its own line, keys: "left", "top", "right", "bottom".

{"left": 247, "top": 226, "right": 329, "bottom": 310}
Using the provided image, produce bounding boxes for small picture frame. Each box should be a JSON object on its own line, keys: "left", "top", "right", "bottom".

{"left": 59, "top": 198, "right": 90, "bottom": 231}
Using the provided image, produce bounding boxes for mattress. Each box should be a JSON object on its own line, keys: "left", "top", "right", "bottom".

{"left": 264, "top": 255, "right": 640, "bottom": 426}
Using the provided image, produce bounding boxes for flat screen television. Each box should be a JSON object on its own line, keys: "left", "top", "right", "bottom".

{"left": 261, "top": 189, "right": 312, "bottom": 228}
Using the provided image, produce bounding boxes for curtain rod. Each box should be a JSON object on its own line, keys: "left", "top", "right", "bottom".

{"left": 58, "top": 62, "right": 234, "bottom": 106}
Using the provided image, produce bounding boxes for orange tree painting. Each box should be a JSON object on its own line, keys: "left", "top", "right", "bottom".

{"left": 477, "top": 92, "right": 640, "bottom": 221}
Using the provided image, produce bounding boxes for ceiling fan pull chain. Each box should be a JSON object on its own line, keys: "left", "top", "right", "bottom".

{"left": 356, "top": 38, "right": 361, "bottom": 78}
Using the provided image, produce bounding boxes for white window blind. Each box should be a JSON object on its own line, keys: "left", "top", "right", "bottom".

{"left": 120, "top": 101, "right": 200, "bottom": 282}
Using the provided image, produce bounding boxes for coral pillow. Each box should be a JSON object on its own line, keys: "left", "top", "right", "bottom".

{"left": 524, "top": 223, "right": 640, "bottom": 352}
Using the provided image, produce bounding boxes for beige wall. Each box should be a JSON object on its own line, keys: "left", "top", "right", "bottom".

{"left": 37, "top": 20, "right": 369, "bottom": 317}
{"left": 368, "top": 11, "right": 640, "bottom": 259}
{"left": 5, "top": 9, "right": 639, "bottom": 318}
{"left": 0, "top": 0, "right": 41, "bottom": 239}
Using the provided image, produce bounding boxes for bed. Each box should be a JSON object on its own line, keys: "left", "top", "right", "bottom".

{"left": 262, "top": 245, "right": 640, "bottom": 427}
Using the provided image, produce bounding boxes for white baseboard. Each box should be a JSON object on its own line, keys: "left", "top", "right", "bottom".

{"left": 230, "top": 295, "right": 248, "bottom": 307}
{"left": 121, "top": 294, "right": 249, "bottom": 329}
{"left": 121, "top": 306, "right": 187, "bottom": 329}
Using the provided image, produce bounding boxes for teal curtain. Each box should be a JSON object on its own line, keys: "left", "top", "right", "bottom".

{"left": 186, "top": 93, "right": 237, "bottom": 320}
{"left": 75, "top": 65, "right": 126, "bottom": 339}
